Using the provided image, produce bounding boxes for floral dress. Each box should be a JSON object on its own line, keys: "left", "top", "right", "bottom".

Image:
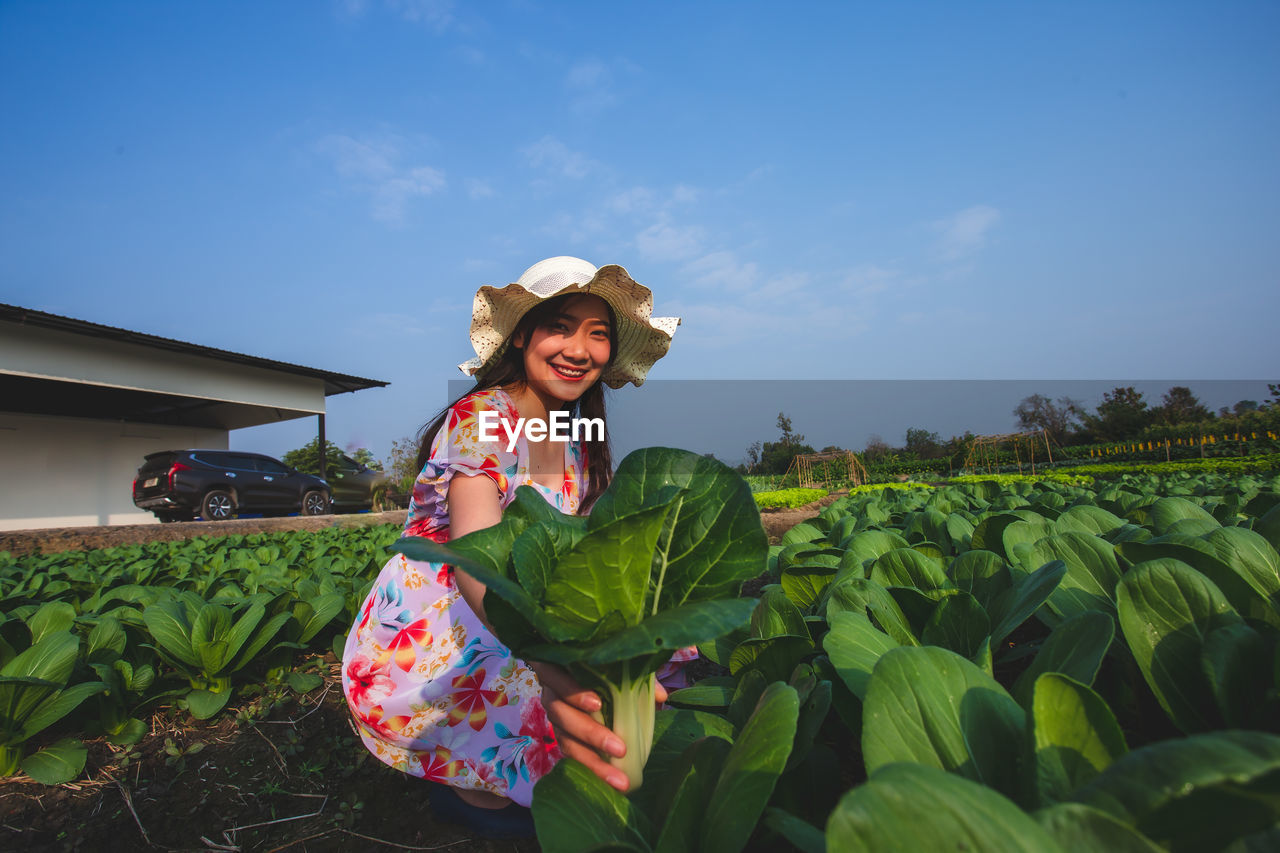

{"left": 341, "top": 388, "right": 697, "bottom": 805}
{"left": 341, "top": 389, "right": 568, "bottom": 805}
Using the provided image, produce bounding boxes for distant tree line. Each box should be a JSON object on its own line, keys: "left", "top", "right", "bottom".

{"left": 738, "top": 384, "right": 1280, "bottom": 476}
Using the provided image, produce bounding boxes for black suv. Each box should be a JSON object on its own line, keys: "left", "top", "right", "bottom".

{"left": 328, "top": 454, "right": 388, "bottom": 512}
{"left": 132, "top": 450, "right": 331, "bottom": 522}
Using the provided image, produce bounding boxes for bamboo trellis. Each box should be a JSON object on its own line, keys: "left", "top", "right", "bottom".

{"left": 781, "top": 450, "right": 868, "bottom": 490}
{"left": 963, "top": 429, "right": 1056, "bottom": 475}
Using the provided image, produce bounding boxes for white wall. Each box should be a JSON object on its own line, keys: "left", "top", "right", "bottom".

{"left": 0, "top": 411, "right": 227, "bottom": 531}
{"left": 0, "top": 323, "right": 325, "bottom": 413}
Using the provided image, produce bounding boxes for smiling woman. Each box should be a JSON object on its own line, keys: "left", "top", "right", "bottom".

{"left": 339, "top": 257, "right": 680, "bottom": 838}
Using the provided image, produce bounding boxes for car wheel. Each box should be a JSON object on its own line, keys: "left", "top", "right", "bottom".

{"left": 201, "top": 490, "right": 236, "bottom": 521}
{"left": 302, "top": 490, "right": 330, "bottom": 516}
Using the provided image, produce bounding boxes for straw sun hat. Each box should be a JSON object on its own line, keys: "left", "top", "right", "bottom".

{"left": 457, "top": 256, "right": 680, "bottom": 389}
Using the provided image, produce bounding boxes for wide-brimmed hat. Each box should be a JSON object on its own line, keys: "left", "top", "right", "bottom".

{"left": 457, "top": 256, "right": 680, "bottom": 389}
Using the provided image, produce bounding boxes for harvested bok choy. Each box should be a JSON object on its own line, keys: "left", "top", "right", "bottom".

{"left": 394, "top": 447, "right": 766, "bottom": 789}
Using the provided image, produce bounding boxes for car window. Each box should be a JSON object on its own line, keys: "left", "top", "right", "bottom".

{"left": 257, "top": 459, "right": 293, "bottom": 475}
{"left": 204, "top": 453, "right": 261, "bottom": 471}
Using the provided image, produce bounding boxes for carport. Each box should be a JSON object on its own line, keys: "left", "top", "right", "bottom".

{"left": 0, "top": 303, "right": 387, "bottom": 531}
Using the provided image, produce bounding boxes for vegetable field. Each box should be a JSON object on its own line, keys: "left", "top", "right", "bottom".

{"left": 3, "top": 461, "right": 1280, "bottom": 850}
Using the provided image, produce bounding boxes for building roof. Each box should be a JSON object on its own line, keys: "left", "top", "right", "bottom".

{"left": 1, "top": 302, "right": 387, "bottom": 396}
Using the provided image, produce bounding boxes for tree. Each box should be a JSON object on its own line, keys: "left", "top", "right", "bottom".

{"left": 863, "top": 434, "right": 891, "bottom": 462}
{"left": 1082, "top": 386, "right": 1152, "bottom": 441}
{"left": 1232, "top": 400, "right": 1259, "bottom": 416}
{"left": 351, "top": 447, "right": 383, "bottom": 470}
{"left": 758, "top": 412, "right": 814, "bottom": 474}
{"left": 904, "top": 427, "right": 942, "bottom": 459}
{"left": 386, "top": 436, "right": 421, "bottom": 493}
{"left": 1154, "top": 386, "right": 1212, "bottom": 426}
{"left": 776, "top": 412, "right": 805, "bottom": 446}
{"left": 1013, "top": 394, "right": 1081, "bottom": 444}
{"left": 744, "top": 440, "right": 762, "bottom": 471}
{"left": 282, "top": 437, "right": 345, "bottom": 476}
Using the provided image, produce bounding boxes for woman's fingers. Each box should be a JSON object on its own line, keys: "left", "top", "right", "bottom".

{"left": 543, "top": 692, "right": 629, "bottom": 791}
{"left": 531, "top": 662, "right": 601, "bottom": 713}
{"left": 655, "top": 681, "right": 668, "bottom": 704}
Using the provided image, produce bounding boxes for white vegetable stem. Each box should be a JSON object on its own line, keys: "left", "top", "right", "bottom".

{"left": 597, "top": 661, "right": 657, "bottom": 790}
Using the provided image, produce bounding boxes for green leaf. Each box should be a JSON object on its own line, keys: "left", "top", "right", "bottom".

{"left": 186, "top": 688, "right": 232, "bottom": 720}
{"left": 27, "top": 602, "right": 77, "bottom": 646}
{"left": 1034, "top": 803, "right": 1164, "bottom": 852}
{"left": 1054, "top": 505, "right": 1127, "bottom": 538}
{"left": 1, "top": 630, "right": 78, "bottom": 683}
{"left": 1116, "top": 558, "right": 1239, "bottom": 733}
{"left": 762, "top": 808, "right": 826, "bottom": 853}
{"left": 780, "top": 565, "right": 837, "bottom": 612}
{"left": 532, "top": 758, "right": 654, "bottom": 853}
{"left": 1201, "top": 622, "right": 1273, "bottom": 729}
{"left": 1149, "top": 496, "right": 1219, "bottom": 535}
{"left": 141, "top": 601, "right": 199, "bottom": 668}
{"left": 20, "top": 738, "right": 87, "bottom": 785}
{"left": 86, "top": 617, "right": 127, "bottom": 662}
{"left": 862, "top": 645, "right": 1026, "bottom": 802}
{"left": 781, "top": 522, "right": 823, "bottom": 546}
{"left": 825, "top": 577, "right": 918, "bottom": 646}
{"left": 988, "top": 559, "right": 1067, "bottom": 646}
{"left": 1012, "top": 610, "right": 1115, "bottom": 709}
{"left": 837, "top": 530, "right": 910, "bottom": 578}
{"left": 921, "top": 592, "right": 990, "bottom": 659}
{"left": 594, "top": 448, "right": 768, "bottom": 608}
{"left": 869, "top": 548, "right": 949, "bottom": 591}
{"left": 19, "top": 680, "right": 107, "bottom": 740}
{"left": 1070, "top": 731, "right": 1280, "bottom": 852}
{"left": 948, "top": 549, "right": 1012, "bottom": 611}
{"left": 970, "top": 513, "right": 1025, "bottom": 561}
{"left": 651, "top": 735, "right": 731, "bottom": 853}
{"left": 1032, "top": 673, "right": 1128, "bottom": 805}
{"left": 699, "top": 682, "right": 800, "bottom": 853}
{"left": 1198, "top": 526, "right": 1280, "bottom": 617}
{"left": 1022, "top": 533, "right": 1123, "bottom": 624}
{"left": 827, "top": 763, "right": 1064, "bottom": 852}
{"left": 287, "top": 671, "right": 324, "bottom": 693}
{"left": 751, "top": 586, "right": 809, "bottom": 640}
{"left": 823, "top": 611, "right": 900, "bottom": 700}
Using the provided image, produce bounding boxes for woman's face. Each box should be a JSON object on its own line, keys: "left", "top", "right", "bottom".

{"left": 514, "top": 294, "right": 612, "bottom": 405}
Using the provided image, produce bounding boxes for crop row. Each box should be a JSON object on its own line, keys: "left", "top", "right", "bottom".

{"left": 0, "top": 524, "right": 401, "bottom": 782}
{"left": 529, "top": 469, "right": 1280, "bottom": 852}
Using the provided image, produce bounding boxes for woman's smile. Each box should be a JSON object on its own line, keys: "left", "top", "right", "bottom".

{"left": 515, "top": 294, "right": 613, "bottom": 406}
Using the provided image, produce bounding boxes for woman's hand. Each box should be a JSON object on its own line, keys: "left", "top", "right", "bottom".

{"left": 531, "top": 663, "right": 667, "bottom": 792}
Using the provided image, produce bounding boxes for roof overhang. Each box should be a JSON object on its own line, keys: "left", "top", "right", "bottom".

{"left": 1, "top": 303, "right": 388, "bottom": 431}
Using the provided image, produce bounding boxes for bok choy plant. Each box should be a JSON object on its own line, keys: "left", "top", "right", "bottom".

{"left": 395, "top": 447, "right": 766, "bottom": 788}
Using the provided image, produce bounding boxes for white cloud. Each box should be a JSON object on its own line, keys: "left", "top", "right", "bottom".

{"left": 466, "top": 178, "right": 495, "bottom": 199}
{"left": 682, "top": 251, "right": 760, "bottom": 292}
{"left": 316, "top": 133, "right": 446, "bottom": 223}
{"left": 385, "top": 0, "right": 455, "bottom": 31}
{"left": 522, "top": 136, "right": 596, "bottom": 179}
{"left": 566, "top": 59, "right": 617, "bottom": 114}
{"left": 934, "top": 205, "right": 1001, "bottom": 260}
{"left": 636, "top": 220, "right": 705, "bottom": 261}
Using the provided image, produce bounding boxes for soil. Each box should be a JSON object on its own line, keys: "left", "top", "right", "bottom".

{"left": 0, "top": 498, "right": 834, "bottom": 850}
{"left": 0, "top": 657, "right": 540, "bottom": 853}
{"left": 758, "top": 490, "right": 847, "bottom": 545}
{"left": 0, "top": 512, "right": 410, "bottom": 558}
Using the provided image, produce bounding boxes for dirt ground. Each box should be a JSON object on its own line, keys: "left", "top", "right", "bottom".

{"left": 0, "top": 656, "right": 541, "bottom": 853}
{"left": 0, "top": 511, "right": 410, "bottom": 558}
{"left": 0, "top": 497, "right": 836, "bottom": 850}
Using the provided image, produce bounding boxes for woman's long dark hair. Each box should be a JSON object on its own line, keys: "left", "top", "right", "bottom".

{"left": 416, "top": 294, "right": 616, "bottom": 513}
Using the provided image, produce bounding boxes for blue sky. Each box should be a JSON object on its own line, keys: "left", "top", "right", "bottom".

{"left": 2, "top": 1, "right": 1277, "bottom": 465}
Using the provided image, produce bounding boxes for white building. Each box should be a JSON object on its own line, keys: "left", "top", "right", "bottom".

{"left": 0, "top": 303, "right": 386, "bottom": 531}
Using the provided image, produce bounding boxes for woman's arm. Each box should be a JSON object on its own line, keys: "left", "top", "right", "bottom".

{"left": 446, "top": 473, "right": 638, "bottom": 792}
{"left": 445, "top": 473, "right": 503, "bottom": 622}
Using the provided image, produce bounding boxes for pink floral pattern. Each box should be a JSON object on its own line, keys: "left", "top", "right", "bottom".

{"left": 341, "top": 389, "right": 580, "bottom": 806}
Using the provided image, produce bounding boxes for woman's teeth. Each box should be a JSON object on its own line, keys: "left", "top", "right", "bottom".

{"left": 552, "top": 364, "right": 587, "bottom": 377}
